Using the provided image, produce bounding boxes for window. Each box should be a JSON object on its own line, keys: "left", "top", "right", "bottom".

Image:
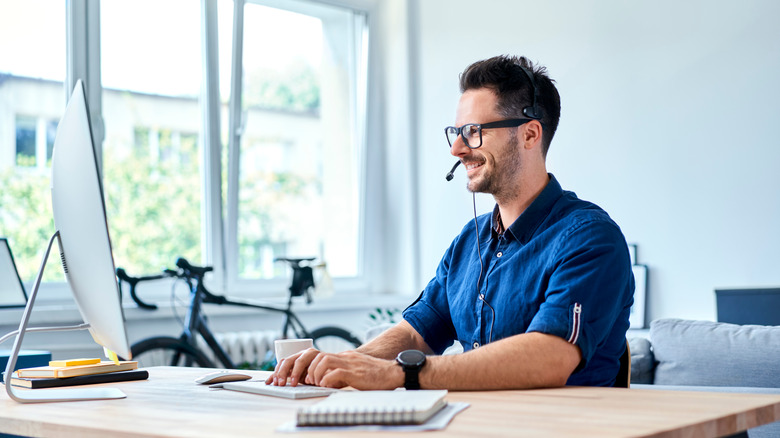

{"left": 14, "top": 115, "right": 57, "bottom": 168}
{"left": 14, "top": 116, "right": 37, "bottom": 167}
{"left": 225, "top": 0, "right": 368, "bottom": 286}
{"left": 0, "top": 0, "right": 66, "bottom": 283}
{"left": 0, "top": 0, "right": 370, "bottom": 295}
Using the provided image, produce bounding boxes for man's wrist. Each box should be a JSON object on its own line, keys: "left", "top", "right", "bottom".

{"left": 391, "top": 360, "right": 405, "bottom": 389}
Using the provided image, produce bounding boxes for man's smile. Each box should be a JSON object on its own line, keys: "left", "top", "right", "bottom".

{"left": 465, "top": 160, "right": 484, "bottom": 173}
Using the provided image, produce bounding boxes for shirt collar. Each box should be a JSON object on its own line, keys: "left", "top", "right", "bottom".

{"left": 491, "top": 173, "right": 563, "bottom": 244}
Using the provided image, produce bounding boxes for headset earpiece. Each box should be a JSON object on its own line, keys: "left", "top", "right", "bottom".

{"left": 523, "top": 105, "right": 541, "bottom": 120}
{"left": 519, "top": 66, "right": 542, "bottom": 120}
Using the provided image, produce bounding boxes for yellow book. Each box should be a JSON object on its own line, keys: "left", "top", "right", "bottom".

{"left": 48, "top": 358, "right": 101, "bottom": 367}
{"left": 15, "top": 361, "right": 138, "bottom": 379}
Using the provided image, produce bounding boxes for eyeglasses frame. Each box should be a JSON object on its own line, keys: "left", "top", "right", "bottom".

{"left": 444, "top": 118, "right": 534, "bottom": 149}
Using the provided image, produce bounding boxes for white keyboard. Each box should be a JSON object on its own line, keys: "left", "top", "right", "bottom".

{"left": 219, "top": 380, "right": 338, "bottom": 399}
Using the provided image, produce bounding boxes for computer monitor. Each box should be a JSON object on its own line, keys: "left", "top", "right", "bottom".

{"left": 0, "top": 238, "right": 27, "bottom": 308}
{"left": 715, "top": 287, "right": 780, "bottom": 326}
{"left": 3, "top": 80, "right": 131, "bottom": 403}
{"left": 50, "top": 80, "right": 130, "bottom": 360}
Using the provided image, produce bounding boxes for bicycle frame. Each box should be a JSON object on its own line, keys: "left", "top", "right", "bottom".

{"left": 175, "top": 274, "right": 316, "bottom": 368}
{"left": 178, "top": 278, "right": 230, "bottom": 368}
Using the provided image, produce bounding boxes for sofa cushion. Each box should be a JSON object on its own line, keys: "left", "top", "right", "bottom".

{"left": 628, "top": 337, "right": 655, "bottom": 384}
{"left": 650, "top": 318, "right": 780, "bottom": 387}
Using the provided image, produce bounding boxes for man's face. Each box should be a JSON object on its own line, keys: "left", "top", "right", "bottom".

{"left": 451, "top": 88, "right": 522, "bottom": 197}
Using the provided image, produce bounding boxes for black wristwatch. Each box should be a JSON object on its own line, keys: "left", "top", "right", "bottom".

{"left": 396, "top": 349, "right": 426, "bottom": 390}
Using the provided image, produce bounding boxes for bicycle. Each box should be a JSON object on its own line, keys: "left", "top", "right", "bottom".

{"left": 116, "top": 257, "right": 362, "bottom": 369}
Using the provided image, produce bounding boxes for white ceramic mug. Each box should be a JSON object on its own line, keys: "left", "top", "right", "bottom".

{"left": 274, "top": 338, "right": 313, "bottom": 361}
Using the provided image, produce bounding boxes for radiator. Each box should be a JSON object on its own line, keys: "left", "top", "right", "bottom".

{"left": 198, "top": 330, "right": 278, "bottom": 367}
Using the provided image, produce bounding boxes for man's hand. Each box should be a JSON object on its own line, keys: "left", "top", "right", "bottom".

{"left": 265, "top": 347, "right": 319, "bottom": 387}
{"left": 305, "top": 350, "right": 403, "bottom": 390}
{"left": 265, "top": 349, "right": 404, "bottom": 390}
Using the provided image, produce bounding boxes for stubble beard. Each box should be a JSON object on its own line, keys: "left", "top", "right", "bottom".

{"left": 466, "top": 133, "right": 522, "bottom": 204}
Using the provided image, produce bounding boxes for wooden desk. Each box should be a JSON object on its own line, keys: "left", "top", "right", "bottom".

{"left": 1, "top": 367, "right": 778, "bottom": 437}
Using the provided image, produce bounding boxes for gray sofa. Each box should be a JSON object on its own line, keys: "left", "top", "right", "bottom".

{"left": 629, "top": 318, "right": 780, "bottom": 438}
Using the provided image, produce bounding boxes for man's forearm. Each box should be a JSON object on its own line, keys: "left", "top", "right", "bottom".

{"left": 356, "top": 320, "right": 432, "bottom": 360}
{"left": 419, "top": 332, "right": 581, "bottom": 390}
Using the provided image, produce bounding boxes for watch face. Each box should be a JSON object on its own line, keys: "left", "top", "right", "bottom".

{"left": 398, "top": 349, "right": 426, "bottom": 367}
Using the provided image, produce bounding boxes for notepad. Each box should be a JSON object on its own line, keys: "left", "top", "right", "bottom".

{"left": 14, "top": 361, "right": 138, "bottom": 378}
{"left": 296, "top": 390, "right": 448, "bottom": 427}
{"left": 48, "top": 358, "right": 101, "bottom": 367}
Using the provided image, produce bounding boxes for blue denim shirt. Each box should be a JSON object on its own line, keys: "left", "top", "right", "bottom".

{"left": 403, "top": 174, "right": 634, "bottom": 386}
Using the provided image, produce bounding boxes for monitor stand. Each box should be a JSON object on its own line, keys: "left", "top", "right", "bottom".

{"left": 2, "top": 231, "right": 126, "bottom": 403}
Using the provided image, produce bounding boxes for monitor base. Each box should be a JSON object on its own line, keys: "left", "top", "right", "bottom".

{"left": 6, "top": 387, "right": 127, "bottom": 403}
{"left": 2, "top": 231, "right": 126, "bottom": 403}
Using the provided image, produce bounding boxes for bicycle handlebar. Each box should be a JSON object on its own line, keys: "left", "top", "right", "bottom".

{"left": 115, "top": 267, "right": 165, "bottom": 310}
{"left": 118, "top": 258, "right": 226, "bottom": 310}
{"left": 175, "top": 257, "right": 213, "bottom": 277}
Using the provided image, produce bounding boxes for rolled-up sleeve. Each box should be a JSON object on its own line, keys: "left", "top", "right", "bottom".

{"left": 526, "top": 215, "right": 634, "bottom": 371}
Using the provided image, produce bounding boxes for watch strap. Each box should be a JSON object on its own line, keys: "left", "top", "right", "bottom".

{"left": 404, "top": 367, "right": 421, "bottom": 390}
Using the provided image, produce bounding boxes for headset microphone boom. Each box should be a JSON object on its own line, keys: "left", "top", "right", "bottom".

{"left": 445, "top": 160, "right": 461, "bottom": 181}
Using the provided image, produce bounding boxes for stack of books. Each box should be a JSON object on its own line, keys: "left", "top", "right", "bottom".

{"left": 10, "top": 358, "right": 147, "bottom": 389}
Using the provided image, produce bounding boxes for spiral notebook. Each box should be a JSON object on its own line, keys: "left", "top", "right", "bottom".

{"left": 295, "top": 389, "right": 448, "bottom": 427}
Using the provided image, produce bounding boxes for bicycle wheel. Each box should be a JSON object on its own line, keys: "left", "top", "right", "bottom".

{"left": 131, "top": 336, "right": 215, "bottom": 368}
{"left": 310, "top": 326, "right": 361, "bottom": 353}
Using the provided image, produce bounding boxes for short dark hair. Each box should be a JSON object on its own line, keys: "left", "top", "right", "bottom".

{"left": 459, "top": 55, "right": 561, "bottom": 157}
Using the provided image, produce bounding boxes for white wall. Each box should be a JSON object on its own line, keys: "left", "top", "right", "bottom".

{"left": 410, "top": 0, "right": 780, "bottom": 323}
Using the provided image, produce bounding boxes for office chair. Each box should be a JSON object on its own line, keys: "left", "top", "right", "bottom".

{"left": 613, "top": 339, "right": 631, "bottom": 388}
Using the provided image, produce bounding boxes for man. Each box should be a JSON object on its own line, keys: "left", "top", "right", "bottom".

{"left": 268, "top": 55, "right": 634, "bottom": 390}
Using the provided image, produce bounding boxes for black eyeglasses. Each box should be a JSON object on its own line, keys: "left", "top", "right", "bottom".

{"left": 444, "top": 118, "right": 533, "bottom": 149}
